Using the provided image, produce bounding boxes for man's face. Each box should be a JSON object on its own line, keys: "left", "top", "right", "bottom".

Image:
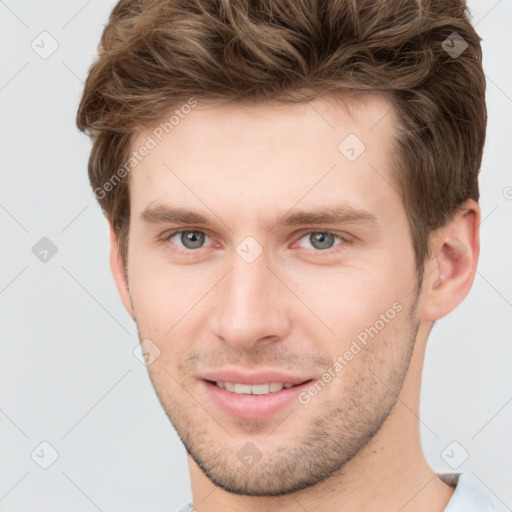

{"left": 124, "top": 93, "right": 422, "bottom": 495}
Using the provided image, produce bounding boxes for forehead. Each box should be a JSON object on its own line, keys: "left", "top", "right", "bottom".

{"left": 128, "top": 92, "right": 401, "bottom": 226}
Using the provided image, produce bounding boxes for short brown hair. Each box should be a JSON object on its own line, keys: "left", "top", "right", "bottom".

{"left": 77, "top": 0, "right": 486, "bottom": 278}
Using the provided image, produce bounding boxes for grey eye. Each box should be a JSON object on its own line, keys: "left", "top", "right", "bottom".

{"left": 304, "top": 232, "right": 336, "bottom": 250}
{"left": 175, "top": 231, "right": 207, "bottom": 249}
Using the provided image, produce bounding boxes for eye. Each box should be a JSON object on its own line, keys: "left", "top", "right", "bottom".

{"left": 163, "top": 229, "right": 350, "bottom": 254}
{"left": 296, "top": 231, "right": 348, "bottom": 251}
{"left": 167, "top": 230, "right": 212, "bottom": 250}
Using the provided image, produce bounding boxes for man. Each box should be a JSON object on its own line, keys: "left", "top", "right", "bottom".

{"left": 77, "top": 0, "right": 494, "bottom": 510}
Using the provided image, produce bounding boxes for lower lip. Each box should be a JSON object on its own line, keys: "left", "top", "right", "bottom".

{"left": 201, "top": 380, "right": 312, "bottom": 420}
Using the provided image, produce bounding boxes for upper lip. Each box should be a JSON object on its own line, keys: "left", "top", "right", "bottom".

{"left": 200, "top": 369, "right": 313, "bottom": 386}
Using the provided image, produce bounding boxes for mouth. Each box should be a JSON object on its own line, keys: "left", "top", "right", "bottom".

{"left": 200, "top": 375, "right": 314, "bottom": 420}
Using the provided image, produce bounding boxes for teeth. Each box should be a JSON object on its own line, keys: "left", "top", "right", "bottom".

{"left": 251, "top": 383, "right": 270, "bottom": 395}
{"left": 215, "top": 381, "right": 296, "bottom": 395}
{"left": 234, "top": 383, "right": 252, "bottom": 394}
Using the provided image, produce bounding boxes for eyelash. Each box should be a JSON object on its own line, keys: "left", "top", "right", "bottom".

{"left": 163, "top": 229, "right": 353, "bottom": 256}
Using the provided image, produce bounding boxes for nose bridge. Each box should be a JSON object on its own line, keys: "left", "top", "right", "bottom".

{"left": 209, "top": 245, "right": 290, "bottom": 348}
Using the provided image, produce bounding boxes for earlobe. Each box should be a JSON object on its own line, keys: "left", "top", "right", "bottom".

{"left": 109, "top": 223, "right": 134, "bottom": 319}
{"left": 421, "top": 200, "right": 480, "bottom": 321}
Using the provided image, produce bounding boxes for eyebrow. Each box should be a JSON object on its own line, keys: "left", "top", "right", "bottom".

{"left": 139, "top": 203, "right": 379, "bottom": 230}
{"left": 271, "top": 206, "right": 378, "bottom": 230}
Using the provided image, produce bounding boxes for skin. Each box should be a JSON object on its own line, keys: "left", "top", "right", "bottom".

{"left": 109, "top": 92, "right": 480, "bottom": 512}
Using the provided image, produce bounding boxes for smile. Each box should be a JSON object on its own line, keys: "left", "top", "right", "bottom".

{"left": 213, "top": 381, "right": 296, "bottom": 395}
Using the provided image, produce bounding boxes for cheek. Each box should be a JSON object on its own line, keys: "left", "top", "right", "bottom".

{"left": 127, "top": 255, "right": 216, "bottom": 351}
{"left": 281, "top": 264, "right": 409, "bottom": 343}
{"left": 127, "top": 235, "right": 415, "bottom": 358}
{"left": 295, "top": 311, "right": 415, "bottom": 431}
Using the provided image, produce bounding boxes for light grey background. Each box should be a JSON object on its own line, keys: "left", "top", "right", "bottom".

{"left": 1, "top": 1, "right": 511, "bottom": 511}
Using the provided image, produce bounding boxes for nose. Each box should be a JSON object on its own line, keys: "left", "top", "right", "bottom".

{"left": 208, "top": 248, "right": 292, "bottom": 350}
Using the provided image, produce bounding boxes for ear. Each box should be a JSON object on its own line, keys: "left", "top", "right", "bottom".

{"left": 420, "top": 199, "right": 480, "bottom": 322}
{"left": 109, "top": 222, "right": 134, "bottom": 319}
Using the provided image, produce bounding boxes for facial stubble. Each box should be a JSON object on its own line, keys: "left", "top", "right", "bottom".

{"left": 136, "top": 298, "right": 419, "bottom": 497}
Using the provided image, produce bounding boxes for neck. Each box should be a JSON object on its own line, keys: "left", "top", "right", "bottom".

{"left": 187, "top": 323, "right": 455, "bottom": 512}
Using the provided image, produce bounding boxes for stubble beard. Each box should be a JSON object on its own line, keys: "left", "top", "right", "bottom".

{"left": 140, "top": 307, "right": 419, "bottom": 497}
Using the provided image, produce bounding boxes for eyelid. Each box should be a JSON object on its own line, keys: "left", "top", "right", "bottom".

{"left": 164, "top": 228, "right": 216, "bottom": 249}
{"left": 292, "top": 228, "right": 354, "bottom": 240}
{"left": 292, "top": 229, "right": 353, "bottom": 251}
